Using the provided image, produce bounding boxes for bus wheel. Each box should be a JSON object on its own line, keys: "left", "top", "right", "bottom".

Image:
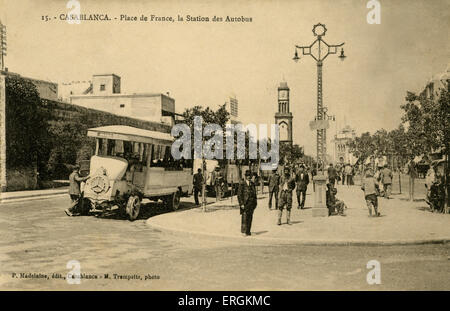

{"left": 126, "top": 195, "right": 141, "bottom": 221}
{"left": 167, "top": 191, "right": 180, "bottom": 211}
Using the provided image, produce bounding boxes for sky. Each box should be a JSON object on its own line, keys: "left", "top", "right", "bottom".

{"left": 1, "top": 0, "right": 449, "bottom": 156}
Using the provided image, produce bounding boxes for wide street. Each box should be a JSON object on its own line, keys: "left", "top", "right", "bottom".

{"left": 1, "top": 177, "right": 449, "bottom": 291}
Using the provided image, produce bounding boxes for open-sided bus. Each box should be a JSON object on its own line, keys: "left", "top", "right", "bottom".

{"left": 82, "top": 125, "right": 193, "bottom": 220}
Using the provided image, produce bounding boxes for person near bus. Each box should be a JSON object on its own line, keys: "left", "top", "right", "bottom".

{"left": 193, "top": 168, "right": 203, "bottom": 206}
{"left": 65, "top": 165, "right": 90, "bottom": 216}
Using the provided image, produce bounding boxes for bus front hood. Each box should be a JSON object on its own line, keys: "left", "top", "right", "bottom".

{"left": 89, "top": 155, "right": 128, "bottom": 180}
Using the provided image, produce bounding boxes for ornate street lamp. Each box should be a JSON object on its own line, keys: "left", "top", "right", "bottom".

{"left": 292, "top": 23, "right": 346, "bottom": 217}
{"left": 293, "top": 23, "right": 345, "bottom": 172}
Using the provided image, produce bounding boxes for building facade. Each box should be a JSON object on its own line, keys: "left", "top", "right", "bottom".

{"left": 333, "top": 125, "right": 356, "bottom": 165}
{"left": 225, "top": 94, "right": 239, "bottom": 124}
{"left": 69, "top": 74, "right": 176, "bottom": 126}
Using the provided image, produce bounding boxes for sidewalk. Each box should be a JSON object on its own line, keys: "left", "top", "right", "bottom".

{"left": 146, "top": 185, "right": 450, "bottom": 245}
{"left": 0, "top": 187, "right": 68, "bottom": 203}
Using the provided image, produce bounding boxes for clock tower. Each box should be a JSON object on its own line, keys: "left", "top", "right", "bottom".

{"left": 275, "top": 81, "right": 293, "bottom": 146}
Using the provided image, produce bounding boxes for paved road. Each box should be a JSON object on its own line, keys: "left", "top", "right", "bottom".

{"left": 0, "top": 194, "right": 449, "bottom": 290}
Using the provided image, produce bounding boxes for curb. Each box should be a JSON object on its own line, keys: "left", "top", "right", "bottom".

{"left": 0, "top": 189, "right": 68, "bottom": 203}
{"left": 146, "top": 219, "right": 450, "bottom": 246}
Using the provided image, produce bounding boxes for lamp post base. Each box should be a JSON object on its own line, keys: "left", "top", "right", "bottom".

{"left": 312, "top": 174, "right": 328, "bottom": 217}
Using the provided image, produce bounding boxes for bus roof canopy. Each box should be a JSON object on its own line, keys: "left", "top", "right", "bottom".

{"left": 87, "top": 125, "right": 174, "bottom": 146}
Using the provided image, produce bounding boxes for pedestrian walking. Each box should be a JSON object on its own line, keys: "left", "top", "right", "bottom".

{"left": 407, "top": 160, "right": 417, "bottom": 201}
{"left": 295, "top": 165, "right": 309, "bottom": 209}
{"left": 193, "top": 168, "right": 203, "bottom": 206}
{"left": 277, "top": 169, "right": 296, "bottom": 225}
{"left": 65, "top": 165, "right": 90, "bottom": 216}
{"left": 238, "top": 170, "right": 258, "bottom": 236}
{"left": 380, "top": 165, "right": 393, "bottom": 199}
{"left": 268, "top": 169, "right": 280, "bottom": 210}
{"left": 361, "top": 169, "right": 380, "bottom": 217}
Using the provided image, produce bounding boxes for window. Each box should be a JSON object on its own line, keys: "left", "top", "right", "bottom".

{"left": 100, "top": 84, "right": 106, "bottom": 91}
{"left": 120, "top": 104, "right": 125, "bottom": 108}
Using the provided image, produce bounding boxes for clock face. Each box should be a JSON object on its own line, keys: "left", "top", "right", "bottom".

{"left": 279, "top": 90, "right": 288, "bottom": 100}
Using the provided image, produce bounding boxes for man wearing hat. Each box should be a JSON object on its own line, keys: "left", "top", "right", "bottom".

{"left": 380, "top": 164, "right": 393, "bottom": 199}
{"left": 65, "top": 164, "right": 90, "bottom": 216}
{"left": 295, "top": 165, "right": 309, "bottom": 209}
{"left": 193, "top": 168, "right": 203, "bottom": 206}
{"left": 277, "top": 168, "right": 296, "bottom": 225}
{"left": 268, "top": 169, "right": 280, "bottom": 210}
{"left": 238, "top": 170, "right": 258, "bottom": 236}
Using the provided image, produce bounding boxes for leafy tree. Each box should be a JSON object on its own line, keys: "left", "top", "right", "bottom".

{"left": 279, "top": 143, "right": 304, "bottom": 165}
{"left": 5, "top": 76, "right": 50, "bottom": 173}
{"left": 348, "top": 132, "right": 374, "bottom": 162}
{"left": 180, "top": 104, "right": 229, "bottom": 130}
{"left": 401, "top": 87, "right": 449, "bottom": 156}
{"left": 178, "top": 104, "right": 230, "bottom": 159}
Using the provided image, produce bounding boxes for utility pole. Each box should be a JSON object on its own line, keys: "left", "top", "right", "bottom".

{"left": 0, "top": 21, "right": 6, "bottom": 71}
{"left": 0, "top": 20, "right": 6, "bottom": 192}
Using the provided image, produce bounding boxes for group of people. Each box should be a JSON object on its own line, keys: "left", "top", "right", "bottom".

{"left": 267, "top": 165, "right": 312, "bottom": 225}
{"left": 192, "top": 167, "right": 226, "bottom": 206}
{"left": 238, "top": 162, "right": 351, "bottom": 236}
{"left": 329, "top": 163, "right": 356, "bottom": 186}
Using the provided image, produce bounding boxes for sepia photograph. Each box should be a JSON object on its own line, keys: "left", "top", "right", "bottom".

{"left": 0, "top": 0, "right": 449, "bottom": 296}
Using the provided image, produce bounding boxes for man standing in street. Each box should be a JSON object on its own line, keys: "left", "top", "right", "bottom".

{"left": 345, "top": 164, "right": 353, "bottom": 186}
{"left": 238, "top": 170, "right": 258, "bottom": 236}
{"left": 295, "top": 165, "right": 309, "bottom": 209}
{"left": 278, "top": 168, "right": 296, "bottom": 225}
{"left": 268, "top": 169, "right": 280, "bottom": 210}
{"left": 193, "top": 168, "right": 203, "bottom": 206}
{"left": 380, "top": 165, "right": 393, "bottom": 199}
{"left": 327, "top": 163, "right": 337, "bottom": 187}
{"left": 212, "top": 166, "right": 223, "bottom": 201}
{"left": 65, "top": 165, "right": 90, "bottom": 216}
